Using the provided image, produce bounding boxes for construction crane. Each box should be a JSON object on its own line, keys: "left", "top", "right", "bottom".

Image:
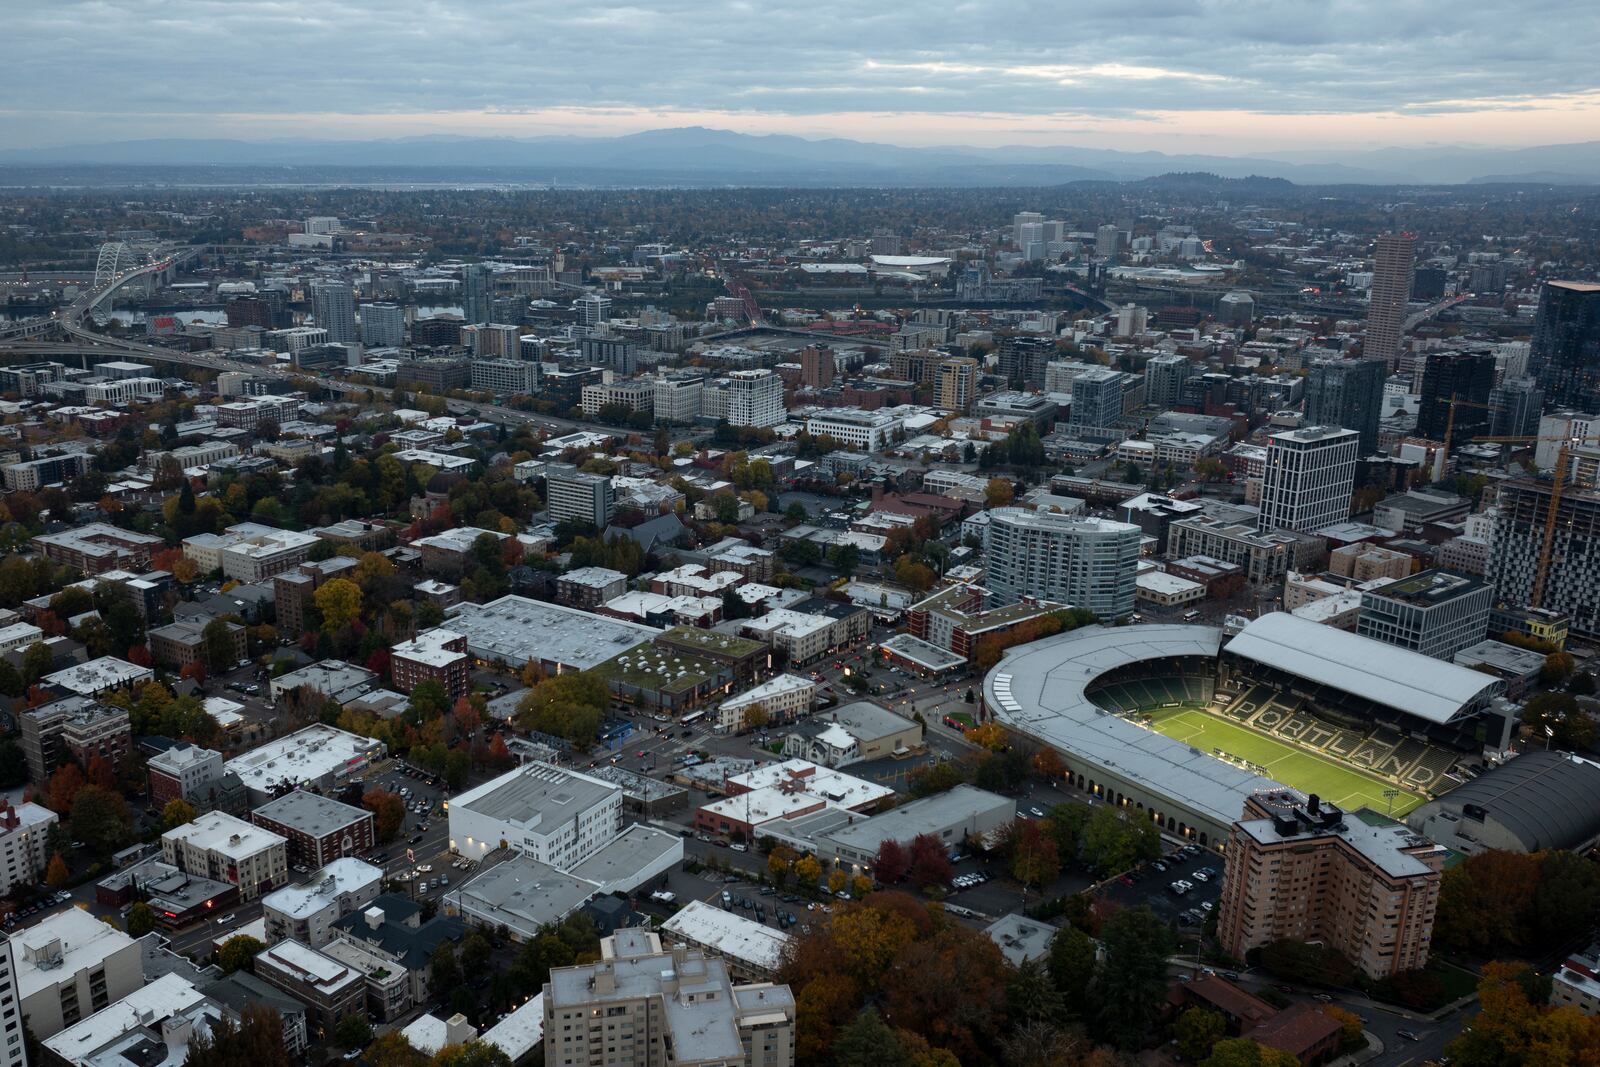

{"left": 1471, "top": 431, "right": 1600, "bottom": 609}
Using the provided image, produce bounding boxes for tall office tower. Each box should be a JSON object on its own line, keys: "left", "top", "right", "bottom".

{"left": 470, "top": 324, "right": 522, "bottom": 360}
{"left": 574, "top": 292, "right": 613, "bottom": 329}
{"left": 1144, "top": 353, "right": 1194, "bottom": 410}
{"left": 1488, "top": 376, "right": 1543, "bottom": 438}
{"left": 653, "top": 374, "right": 704, "bottom": 424}
{"left": 985, "top": 508, "right": 1140, "bottom": 618}
{"left": 545, "top": 464, "right": 616, "bottom": 531}
{"left": 1416, "top": 351, "right": 1496, "bottom": 441}
{"left": 1494, "top": 340, "right": 1532, "bottom": 382}
{"left": 461, "top": 264, "right": 493, "bottom": 325}
{"left": 725, "top": 369, "right": 785, "bottom": 428}
{"left": 1218, "top": 290, "right": 1256, "bottom": 325}
{"left": 305, "top": 216, "right": 340, "bottom": 235}
{"left": 226, "top": 296, "right": 274, "bottom": 329}
{"left": 1488, "top": 479, "right": 1600, "bottom": 639}
{"left": 1304, "top": 358, "right": 1387, "bottom": 457}
{"left": 1095, "top": 224, "right": 1121, "bottom": 258}
{"left": 997, "top": 335, "right": 1055, "bottom": 388}
{"left": 309, "top": 281, "right": 357, "bottom": 344}
{"left": 1012, "top": 211, "right": 1043, "bottom": 249}
{"left": 1017, "top": 222, "right": 1046, "bottom": 261}
{"left": 1216, "top": 791, "right": 1443, "bottom": 980}
{"left": 1115, "top": 304, "right": 1147, "bottom": 338}
{"left": 0, "top": 933, "right": 21, "bottom": 1067}
{"left": 1070, "top": 367, "right": 1139, "bottom": 429}
{"left": 1530, "top": 280, "right": 1600, "bottom": 412}
{"left": 359, "top": 302, "right": 405, "bottom": 348}
{"left": 799, "top": 344, "right": 835, "bottom": 388}
{"left": 1364, "top": 232, "right": 1414, "bottom": 369}
{"left": 935, "top": 356, "right": 980, "bottom": 413}
{"left": 1257, "top": 426, "right": 1359, "bottom": 533}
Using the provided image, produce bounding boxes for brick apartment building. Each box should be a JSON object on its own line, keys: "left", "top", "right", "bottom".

{"left": 18, "top": 697, "right": 132, "bottom": 783}
{"left": 906, "top": 583, "right": 1066, "bottom": 663}
{"left": 389, "top": 628, "right": 470, "bottom": 700}
{"left": 1216, "top": 791, "right": 1444, "bottom": 979}
{"left": 147, "top": 618, "right": 247, "bottom": 671}
{"left": 252, "top": 792, "right": 376, "bottom": 869}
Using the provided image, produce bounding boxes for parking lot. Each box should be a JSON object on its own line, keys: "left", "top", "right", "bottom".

{"left": 1095, "top": 843, "right": 1223, "bottom": 928}
{"left": 355, "top": 760, "right": 462, "bottom": 899}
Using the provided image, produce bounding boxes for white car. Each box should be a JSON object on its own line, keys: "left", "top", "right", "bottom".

{"left": 417, "top": 864, "right": 433, "bottom": 874}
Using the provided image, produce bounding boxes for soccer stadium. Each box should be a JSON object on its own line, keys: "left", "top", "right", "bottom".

{"left": 984, "top": 614, "right": 1511, "bottom": 845}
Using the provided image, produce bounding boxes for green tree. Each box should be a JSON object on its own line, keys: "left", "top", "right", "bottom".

{"left": 409, "top": 678, "right": 450, "bottom": 719}
{"left": 832, "top": 1008, "right": 910, "bottom": 1067}
{"left": 1521, "top": 691, "right": 1595, "bottom": 749}
{"left": 460, "top": 931, "right": 492, "bottom": 976}
{"left": 0, "top": 738, "right": 28, "bottom": 789}
{"left": 1047, "top": 924, "right": 1097, "bottom": 1007}
{"left": 334, "top": 1013, "right": 373, "bottom": 1050}
{"left": 21, "top": 642, "right": 54, "bottom": 684}
{"left": 0, "top": 660, "right": 24, "bottom": 698}
{"left": 1096, "top": 907, "right": 1178, "bottom": 1048}
{"left": 1175, "top": 1006, "right": 1227, "bottom": 1060}
{"left": 314, "top": 577, "right": 364, "bottom": 631}
{"left": 1007, "top": 958, "right": 1066, "bottom": 1026}
{"left": 70, "top": 786, "right": 132, "bottom": 855}
{"left": 201, "top": 619, "right": 238, "bottom": 674}
{"left": 1081, "top": 805, "right": 1160, "bottom": 874}
{"left": 1045, "top": 802, "right": 1093, "bottom": 860}
{"left": 826, "top": 543, "right": 860, "bottom": 578}
{"left": 182, "top": 1004, "right": 292, "bottom": 1067}
{"left": 515, "top": 671, "right": 611, "bottom": 749}
{"left": 431, "top": 940, "right": 461, "bottom": 992}
{"left": 126, "top": 902, "right": 156, "bottom": 937}
{"left": 217, "top": 935, "right": 266, "bottom": 973}
{"left": 1202, "top": 1038, "right": 1300, "bottom": 1067}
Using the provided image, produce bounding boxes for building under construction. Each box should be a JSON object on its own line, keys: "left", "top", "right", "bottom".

{"left": 1487, "top": 477, "right": 1600, "bottom": 638}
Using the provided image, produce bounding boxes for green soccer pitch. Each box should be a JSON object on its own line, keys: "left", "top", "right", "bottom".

{"left": 1141, "top": 706, "right": 1427, "bottom": 817}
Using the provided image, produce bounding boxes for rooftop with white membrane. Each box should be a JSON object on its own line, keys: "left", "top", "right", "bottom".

{"left": 1224, "top": 612, "right": 1504, "bottom": 724}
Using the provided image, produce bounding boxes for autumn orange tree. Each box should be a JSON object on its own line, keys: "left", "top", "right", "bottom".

{"left": 1449, "top": 960, "right": 1600, "bottom": 1064}
{"left": 779, "top": 891, "right": 1010, "bottom": 1065}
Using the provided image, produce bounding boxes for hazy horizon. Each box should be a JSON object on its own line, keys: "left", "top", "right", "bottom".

{"left": 5, "top": 0, "right": 1600, "bottom": 156}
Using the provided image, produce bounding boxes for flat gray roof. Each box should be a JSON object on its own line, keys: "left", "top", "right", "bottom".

{"left": 454, "top": 762, "right": 617, "bottom": 831}
{"left": 447, "top": 594, "right": 657, "bottom": 670}
{"left": 253, "top": 791, "right": 370, "bottom": 838}
{"left": 984, "top": 623, "right": 1279, "bottom": 830}
{"left": 825, "top": 784, "right": 1012, "bottom": 855}
{"left": 1224, "top": 613, "right": 1502, "bottom": 725}
{"left": 814, "top": 700, "right": 914, "bottom": 743}
{"left": 449, "top": 854, "right": 595, "bottom": 935}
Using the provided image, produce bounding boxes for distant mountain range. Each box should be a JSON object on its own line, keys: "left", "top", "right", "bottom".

{"left": 3, "top": 127, "right": 1599, "bottom": 186}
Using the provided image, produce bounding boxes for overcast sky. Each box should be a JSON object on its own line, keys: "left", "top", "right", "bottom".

{"left": 4, "top": 0, "right": 1599, "bottom": 153}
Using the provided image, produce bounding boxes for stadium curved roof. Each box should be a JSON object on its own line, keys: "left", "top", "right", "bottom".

{"left": 984, "top": 623, "right": 1286, "bottom": 830}
{"left": 1413, "top": 751, "right": 1600, "bottom": 853}
{"left": 1222, "top": 613, "right": 1503, "bottom": 725}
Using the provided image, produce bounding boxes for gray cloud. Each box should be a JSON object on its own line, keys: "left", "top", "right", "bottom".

{"left": 2, "top": 0, "right": 1598, "bottom": 144}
